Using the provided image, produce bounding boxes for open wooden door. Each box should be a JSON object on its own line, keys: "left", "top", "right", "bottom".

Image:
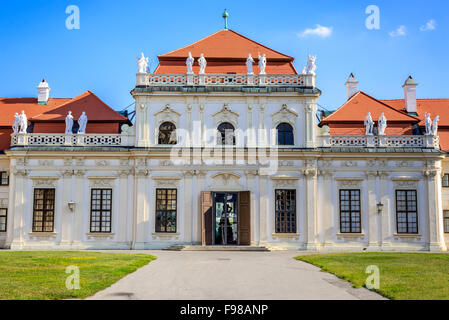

{"left": 238, "top": 191, "right": 251, "bottom": 246}
{"left": 201, "top": 191, "right": 213, "bottom": 246}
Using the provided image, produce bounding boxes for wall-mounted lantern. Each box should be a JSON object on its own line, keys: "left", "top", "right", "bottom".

{"left": 377, "top": 202, "right": 384, "bottom": 214}
{"left": 68, "top": 201, "right": 76, "bottom": 212}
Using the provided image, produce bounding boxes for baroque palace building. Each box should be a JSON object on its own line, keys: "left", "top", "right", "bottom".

{"left": 1, "top": 25, "right": 449, "bottom": 251}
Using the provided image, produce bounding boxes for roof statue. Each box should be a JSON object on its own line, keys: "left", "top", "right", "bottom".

{"left": 186, "top": 52, "right": 194, "bottom": 74}
{"left": 364, "top": 112, "right": 374, "bottom": 136}
{"left": 65, "top": 111, "right": 74, "bottom": 134}
{"left": 306, "top": 55, "right": 317, "bottom": 75}
{"left": 432, "top": 115, "right": 439, "bottom": 136}
{"left": 425, "top": 113, "right": 432, "bottom": 135}
{"left": 12, "top": 113, "right": 19, "bottom": 134}
{"left": 19, "top": 111, "right": 28, "bottom": 134}
{"left": 198, "top": 53, "right": 207, "bottom": 74}
{"left": 258, "top": 53, "right": 267, "bottom": 75}
{"left": 78, "top": 111, "right": 88, "bottom": 134}
{"left": 222, "top": 9, "right": 229, "bottom": 30}
{"left": 136, "top": 52, "right": 149, "bottom": 74}
{"left": 246, "top": 54, "right": 255, "bottom": 74}
{"left": 378, "top": 112, "right": 387, "bottom": 136}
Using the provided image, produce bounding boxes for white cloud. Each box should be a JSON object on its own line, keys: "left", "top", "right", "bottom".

{"left": 420, "top": 19, "right": 436, "bottom": 31}
{"left": 298, "top": 25, "right": 333, "bottom": 38}
{"left": 389, "top": 25, "right": 407, "bottom": 37}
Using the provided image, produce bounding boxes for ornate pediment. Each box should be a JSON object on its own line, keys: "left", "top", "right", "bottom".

{"left": 271, "top": 104, "right": 299, "bottom": 128}
{"left": 212, "top": 104, "right": 239, "bottom": 127}
{"left": 153, "top": 104, "right": 181, "bottom": 127}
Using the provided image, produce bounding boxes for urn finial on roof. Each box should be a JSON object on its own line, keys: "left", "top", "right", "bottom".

{"left": 223, "top": 9, "right": 229, "bottom": 30}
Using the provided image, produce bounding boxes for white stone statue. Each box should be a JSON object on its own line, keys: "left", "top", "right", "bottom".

{"left": 258, "top": 53, "right": 267, "bottom": 75}
{"left": 301, "top": 66, "right": 307, "bottom": 75}
{"left": 186, "top": 52, "right": 195, "bottom": 74}
{"left": 306, "top": 55, "right": 317, "bottom": 75}
{"left": 12, "top": 113, "right": 20, "bottom": 133}
{"left": 432, "top": 115, "right": 439, "bottom": 136}
{"left": 136, "top": 52, "right": 149, "bottom": 74}
{"left": 246, "top": 54, "right": 255, "bottom": 74}
{"left": 198, "top": 53, "right": 207, "bottom": 74}
{"left": 18, "top": 111, "right": 28, "bottom": 133}
{"left": 378, "top": 112, "right": 387, "bottom": 136}
{"left": 65, "top": 111, "right": 74, "bottom": 134}
{"left": 425, "top": 113, "right": 432, "bottom": 135}
{"left": 78, "top": 111, "right": 88, "bottom": 134}
{"left": 364, "top": 112, "right": 374, "bottom": 135}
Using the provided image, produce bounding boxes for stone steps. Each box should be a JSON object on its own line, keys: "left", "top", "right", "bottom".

{"left": 164, "top": 245, "right": 270, "bottom": 252}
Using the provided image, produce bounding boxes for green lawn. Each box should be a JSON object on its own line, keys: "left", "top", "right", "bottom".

{"left": 296, "top": 252, "right": 449, "bottom": 300}
{"left": 0, "top": 251, "right": 156, "bottom": 300}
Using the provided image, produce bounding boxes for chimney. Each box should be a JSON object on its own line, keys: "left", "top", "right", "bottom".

{"left": 403, "top": 76, "right": 418, "bottom": 114}
{"left": 37, "top": 79, "right": 50, "bottom": 105}
{"left": 345, "top": 73, "right": 359, "bottom": 100}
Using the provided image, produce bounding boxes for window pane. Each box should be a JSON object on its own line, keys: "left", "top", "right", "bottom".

{"left": 275, "top": 190, "right": 296, "bottom": 233}
{"left": 396, "top": 190, "right": 418, "bottom": 234}
{"left": 155, "top": 189, "right": 177, "bottom": 233}
{"left": 90, "top": 189, "right": 112, "bottom": 233}
{"left": 339, "top": 189, "right": 361, "bottom": 233}
{"left": 33, "top": 189, "right": 55, "bottom": 232}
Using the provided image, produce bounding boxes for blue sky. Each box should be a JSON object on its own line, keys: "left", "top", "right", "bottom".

{"left": 0, "top": 0, "right": 448, "bottom": 113}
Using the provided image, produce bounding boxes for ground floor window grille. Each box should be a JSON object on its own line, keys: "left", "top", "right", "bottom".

{"left": 275, "top": 189, "right": 296, "bottom": 233}
{"left": 156, "top": 189, "right": 177, "bottom": 233}
{"left": 90, "top": 189, "right": 112, "bottom": 233}
{"left": 396, "top": 190, "right": 418, "bottom": 234}
{"left": 32, "top": 188, "right": 55, "bottom": 232}
{"left": 339, "top": 189, "right": 361, "bottom": 233}
{"left": 0, "top": 209, "right": 6, "bottom": 232}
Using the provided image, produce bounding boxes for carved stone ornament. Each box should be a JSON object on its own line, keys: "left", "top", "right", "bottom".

{"left": 95, "top": 160, "right": 109, "bottom": 167}
{"left": 208, "top": 173, "right": 243, "bottom": 191}
{"left": 0, "top": 198, "right": 8, "bottom": 207}
{"left": 212, "top": 104, "right": 239, "bottom": 128}
{"left": 396, "top": 161, "right": 414, "bottom": 168}
{"left": 38, "top": 159, "right": 54, "bottom": 167}
{"left": 159, "top": 160, "right": 172, "bottom": 166}
{"left": 271, "top": 176, "right": 299, "bottom": 188}
{"left": 32, "top": 177, "right": 58, "bottom": 188}
{"left": 88, "top": 177, "right": 116, "bottom": 188}
{"left": 394, "top": 180, "right": 419, "bottom": 188}
{"left": 270, "top": 104, "right": 298, "bottom": 128}
{"left": 336, "top": 178, "right": 363, "bottom": 188}
{"left": 152, "top": 176, "right": 181, "bottom": 188}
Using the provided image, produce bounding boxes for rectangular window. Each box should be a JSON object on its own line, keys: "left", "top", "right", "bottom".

{"left": 0, "top": 172, "right": 8, "bottom": 186}
{"left": 396, "top": 190, "right": 418, "bottom": 234}
{"left": 32, "top": 189, "right": 55, "bottom": 232}
{"left": 275, "top": 189, "right": 296, "bottom": 233}
{"left": 444, "top": 211, "right": 449, "bottom": 234}
{"left": 0, "top": 209, "right": 6, "bottom": 232}
{"left": 155, "top": 189, "right": 177, "bottom": 233}
{"left": 339, "top": 189, "right": 362, "bottom": 233}
{"left": 90, "top": 189, "right": 112, "bottom": 233}
{"left": 443, "top": 174, "right": 449, "bottom": 187}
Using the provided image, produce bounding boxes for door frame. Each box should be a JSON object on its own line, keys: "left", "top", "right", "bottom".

{"left": 212, "top": 192, "right": 239, "bottom": 246}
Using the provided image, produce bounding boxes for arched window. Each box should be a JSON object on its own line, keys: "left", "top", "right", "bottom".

{"left": 217, "top": 122, "right": 235, "bottom": 145}
{"left": 277, "top": 123, "right": 294, "bottom": 146}
{"left": 158, "top": 122, "right": 176, "bottom": 145}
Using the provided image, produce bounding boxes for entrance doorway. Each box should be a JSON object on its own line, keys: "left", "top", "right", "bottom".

{"left": 201, "top": 191, "right": 251, "bottom": 246}
{"left": 213, "top": 192, "right": 238, "bottom": 245}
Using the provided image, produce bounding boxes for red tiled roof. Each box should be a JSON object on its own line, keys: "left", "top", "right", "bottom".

{"left": 0, "top": 91, "right": 127, "bottom": 126}
{"left": 381, "top": 99, "right": 449, "bottom": 127}
{"left": 30, "top": 91, "right": 128, "bottom": 122}
{"left": 321, "top": 91, "right": 420, "bottom": 124}
{"left": 155, "top": 29, "right": 298, "bottom": 75}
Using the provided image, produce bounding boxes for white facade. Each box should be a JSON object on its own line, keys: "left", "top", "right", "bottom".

{"left": 0, "top": 64, "right": 447, "bottom": 252}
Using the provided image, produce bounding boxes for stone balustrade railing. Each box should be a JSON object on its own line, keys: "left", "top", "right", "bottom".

{"left": 11, "top": 133, "right": 135, "bottom": 147}
{"left": 136, "top": 73, "right": 316, "bottom": 88}
{"left": 320, "top": 135, "right": 440, "bottom": 149}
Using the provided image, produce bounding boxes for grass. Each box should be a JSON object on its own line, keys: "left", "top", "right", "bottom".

{"left": 0, "top": 251, "right": 156, "bottom": 300}
{"left": 296, "top": 252, "right": 449, "bottom": 300}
